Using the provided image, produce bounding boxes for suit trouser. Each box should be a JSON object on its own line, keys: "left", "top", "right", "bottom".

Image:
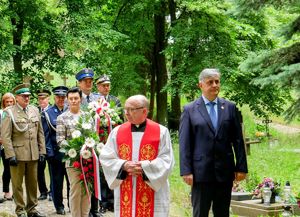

{"left": 37, "top": 159, "right": 48, "bottom": 195}
{"left": 1, "top": 148, "right": 11, "bottom": 193}
{"left": 49, "top": 158, "right": 69, "bottom": 211}
{"left": 191, "top": 181, "right": 232, "bottom": 217}
{"left": 10, "top": 161, "right": 38, "bottom": 215}
{"left": 67, "top": 167, "right": 91, "bottom": 217}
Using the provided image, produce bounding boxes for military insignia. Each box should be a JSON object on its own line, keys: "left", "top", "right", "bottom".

{"left": 1, "top": 111, "right": 7, "bottom": 120}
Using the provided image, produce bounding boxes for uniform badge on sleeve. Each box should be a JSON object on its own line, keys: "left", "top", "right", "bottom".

{"left": 1, "top": 111, "right": 7, "bottom": 120}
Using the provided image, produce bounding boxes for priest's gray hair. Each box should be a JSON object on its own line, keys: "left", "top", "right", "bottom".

{"left": 199, "top": 68, "right": 221, "bottom": 82}
{"left": 126, "top": 94, "right": 149, "bottom": 109}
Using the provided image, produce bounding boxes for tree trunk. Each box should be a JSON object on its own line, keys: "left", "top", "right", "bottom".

{"left": 154, "top": 1, "right": 168, "bottom": 126}
{"left": 149, "top": 63, "right": 156, "bottom": 120}
{"left": 168, "top": 0, "right": 181, "bottom": 130}
{"left": 10, "top": 1, "right": 24, "bottom": 78}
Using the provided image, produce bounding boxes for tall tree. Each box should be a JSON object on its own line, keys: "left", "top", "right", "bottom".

{"left": 0, "top": 0, "right": 66, "bottom": 93}
{"left": 233, "top": 0, "right": 300, "bottom": 120}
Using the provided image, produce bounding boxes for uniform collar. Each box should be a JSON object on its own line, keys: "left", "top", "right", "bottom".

{"left": 17, "top": 103, "right": 27, "bottom": 112}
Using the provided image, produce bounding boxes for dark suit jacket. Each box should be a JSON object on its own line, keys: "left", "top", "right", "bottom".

{"left": 179, "top": 97, "right": 248, "bottom": 183}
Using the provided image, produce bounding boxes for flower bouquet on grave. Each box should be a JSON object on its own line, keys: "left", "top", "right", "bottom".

{"left": 59, "top": 108, "right": 104, "bottom": 199}
{"left": 252, "top": 177, "right": 281, "bottom": 203}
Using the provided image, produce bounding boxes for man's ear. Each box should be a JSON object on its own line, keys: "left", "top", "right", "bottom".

{"left": 198, "top": 82, "right": 202, "bottom": 89}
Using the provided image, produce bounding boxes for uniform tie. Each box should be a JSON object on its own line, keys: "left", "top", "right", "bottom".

{"left": 87, "top": 95, "right": 90, "bottom": 103}
{"left": 23, "top": 108, "right": 27, "bottom": 114}
{"left": 209, "top": 102, "right": 217, "bottom": 130}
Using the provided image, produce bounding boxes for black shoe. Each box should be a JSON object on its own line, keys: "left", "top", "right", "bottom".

{"left": 100, "top": 206, "right": 106, "bottom": 214}
{"left": 28, "top": 211, "right": 46, "bottom": 217}
{"left": 56, "top": 209, "right": 66, "bottom": 215}
{"left": 38, "top": 194, "right": 47, "bottom": 200}
{"left": 90, "top": 212, "right": 102, "bottom": 217}
{"left": 48, "top": 195, "right": 52, "bottom": 201}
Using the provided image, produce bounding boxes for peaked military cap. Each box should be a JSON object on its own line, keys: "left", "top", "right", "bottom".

{"left": 52, "top": 86, "right": 69, "bottom": 96}
{"left": 96, "top": 74, "right": 111, "bottom": 84}
{"left": 75, "top": 68, "right": 94, "bottom": 81}
{"left": 13, "top": 83, "right": 31, "bottom": 95}
{"left": 37, "top": 89, "right": 51, "bottom": 97}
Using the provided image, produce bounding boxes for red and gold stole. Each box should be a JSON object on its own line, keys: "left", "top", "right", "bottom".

{"left": 116, "top": 119, "right": 160, "bottom": 217}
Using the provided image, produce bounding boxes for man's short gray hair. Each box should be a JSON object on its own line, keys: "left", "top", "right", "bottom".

{"left": 198, "top": 68, "right": 221, "bottom": 82}
{"left": 126, "top": 94, "right": 149, "bottom": 109}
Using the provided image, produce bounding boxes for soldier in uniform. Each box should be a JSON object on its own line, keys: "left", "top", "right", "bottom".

{"left": 1, "top": 84, "right": 46, "bottom": 217}
{"left": 96, "top": 74, "right": 121, "bottom": 108}
{"left": 36, "top": 89, "right": 51, "bottom": 201}
{"left": 76, "top": 69, "right": 102, "bottom": 217}
{"left": 41, "top": 86, "right": 70, "bottom": 215}
{"left": 96, "top": 74, "right": 122, "bottom": 213}
{"left": 76, "top": 68, "right": 99, "bottom": 105}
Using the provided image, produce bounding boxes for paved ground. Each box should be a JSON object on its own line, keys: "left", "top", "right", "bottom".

{"left": 0, "top": 164, "right": 113, "bottom": 217}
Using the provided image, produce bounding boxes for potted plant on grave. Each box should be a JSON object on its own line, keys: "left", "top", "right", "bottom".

{"left": 252, "top": 177, "right": 281, "bottom": 203}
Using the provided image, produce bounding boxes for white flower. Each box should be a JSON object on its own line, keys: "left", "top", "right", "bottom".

{"left": 88, "top": 101, "right": 97, "bottom": 111}
{"left": 111, "top": 120, "right": 116, "bottom": 125}
{"left": 85, "top": 138, "right": 95, "bottom": 148}
{"left": 96, "top": 143, "right": 104, "bottom": 154}
{"left": 72, "top": 130, "right": 81, "bottom": 139}
{"left": 82, "top": 149, "right": 91, "bottom": 159}
{"left": 68, "top": 149, "right": 77, "bottom": 158}
{"left": 102, "top": 118, "right": 108, "bottom": 127}
{"left": 106, "top": 109, "right": 113, "bottom": 114}
{"left": 60, "top": 140, "right": 69, "bottom": 147}
{"left": 82, "top": 122, "right": 92, "bottom": 130}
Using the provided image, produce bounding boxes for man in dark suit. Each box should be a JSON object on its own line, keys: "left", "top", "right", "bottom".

{"left": 179, "top": 68, "right": 248, "bottom": 217}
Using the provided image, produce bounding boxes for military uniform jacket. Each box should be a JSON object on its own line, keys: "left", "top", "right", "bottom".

{"left": 1, "top": 104, "right": 46, "bottom": 161}
{"left": 81, "top": 92, "right": 100, "bottom": 105}
{"left": 106, "top": 94, "right": 122, "bottom": 108}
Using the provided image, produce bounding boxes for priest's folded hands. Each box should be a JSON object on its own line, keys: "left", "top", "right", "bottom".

{"left": 123, "top": 161, "right": 143, "bottom": 176}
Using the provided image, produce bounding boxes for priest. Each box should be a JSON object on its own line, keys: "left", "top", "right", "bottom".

{"left": 100, "top": 95, "right": 174, "bottom": 217}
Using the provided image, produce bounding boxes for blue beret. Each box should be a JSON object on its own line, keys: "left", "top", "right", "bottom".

{"left": 75, "top": 68, "right": 94, "bottom": 81}
{"left": 52, "top": 86, "right": 69, "bottom": 96}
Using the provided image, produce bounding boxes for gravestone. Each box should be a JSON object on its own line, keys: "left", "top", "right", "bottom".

{"left": 231, "top": 199, "right": 283, "bottom": 217}
{"left": 231, "top": 192, "right": 252, "bottom": 201}
{"left": 61, "top": 75, "right": 68, "bottom": 86}
{"left": 43, "top": 72, "right": 54, "bottom": 83}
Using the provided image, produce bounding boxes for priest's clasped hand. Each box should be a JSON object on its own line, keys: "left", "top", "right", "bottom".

{"left": 123, "top": 161, "right": 143, "bottom": 176}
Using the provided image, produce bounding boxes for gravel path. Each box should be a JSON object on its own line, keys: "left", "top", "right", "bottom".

{"left": 270, "top": 122, "right": 300, "bottom": 134}
{"left": 0, "top": 164, "right": 113, "bottom": 217}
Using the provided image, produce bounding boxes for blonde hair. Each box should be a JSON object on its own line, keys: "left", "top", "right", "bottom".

{"left": 1, "top": 92, "right": 16, "bottom": 109}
